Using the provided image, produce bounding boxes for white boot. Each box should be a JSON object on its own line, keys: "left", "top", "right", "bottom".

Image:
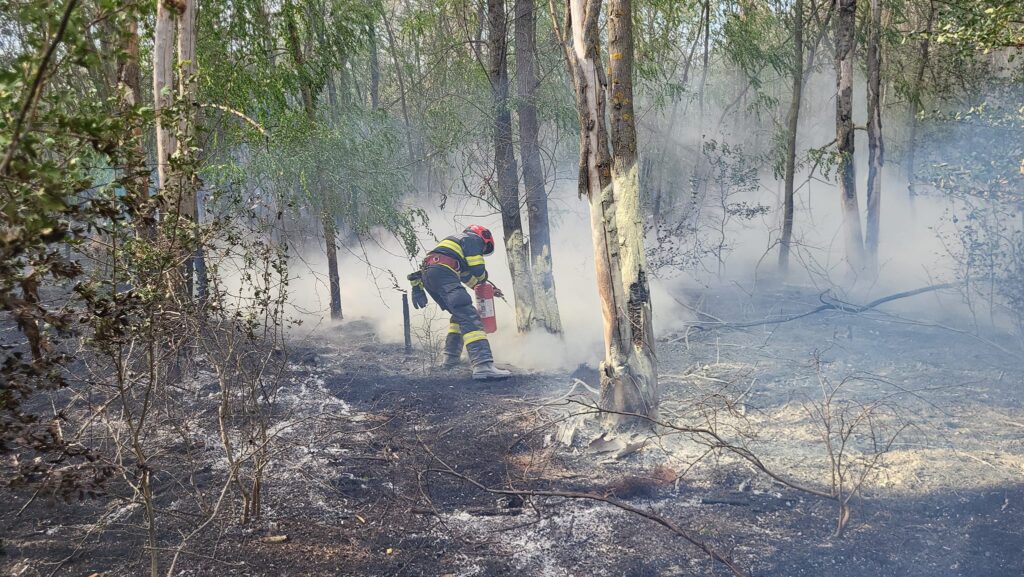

{"left": 472, "top": 362, "right": 512, "bottom": 381}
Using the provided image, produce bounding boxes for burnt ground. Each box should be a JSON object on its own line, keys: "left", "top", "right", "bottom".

{"left": 3, "top": 287, "right": 1024, "bottom": 576}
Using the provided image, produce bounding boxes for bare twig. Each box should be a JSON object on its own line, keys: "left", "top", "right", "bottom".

{"left": 418, "top": 442, "right": 747, "bottom": 577}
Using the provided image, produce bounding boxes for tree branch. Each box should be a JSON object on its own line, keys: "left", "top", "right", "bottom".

{"left": 0, "top": 0, "right": 81, "bottom": 177}
{"left": 418, "top": 441, "right": 747, "bottom": 577}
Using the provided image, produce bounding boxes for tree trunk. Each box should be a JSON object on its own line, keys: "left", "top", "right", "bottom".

{"left": 906, "top": 0, "right": 934, "bottom": 201}
{"left": 117, "top": 18, "right": 152, "bottom": 237}
{"left": 285, "top": 1, "right": 315, "bottom": 118}
{"left": 515, "top": 0, "right": 562, "bottom": 335}
{"left": 286, "top": 0, "right": 343, "bottom": 319}
{"left": 368, "top": 24, "right": 380, "bottom": 111}
{"left": 698, "top": 0, "right": 710, "bottom": 116}
{"left": 865, "top": 0, "right": 883, "bottom": 270}
{"left": 323, "top": 213, "right": 343, "bottom": 320}
{"left": 177, "top": 0, "right": 200, "bottom": 297}
{"left": 778, "top": 0, "right": 804, "bottom": 274}
{"left": 836, "top": 0, "right": 864, "bottom": 271}
{"left": 382, "top": 11, "right": 416, "bottom": 166}
{"left": 153, "top": 0, "right": 176, "bottom": 195}
{"left": 488, "top": 0, "right": 537, "bottom": 333}
{"left": 566, "top": 0, "right": 658, "bottom": 425}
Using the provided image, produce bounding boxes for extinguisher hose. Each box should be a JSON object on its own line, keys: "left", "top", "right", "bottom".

{"left": 489, "top": 282, "right": 509, "bottom": 304}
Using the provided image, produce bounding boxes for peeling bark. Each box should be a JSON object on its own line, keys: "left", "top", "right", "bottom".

{"left": 567, "top": 0, "right": 658, "bottom": 425}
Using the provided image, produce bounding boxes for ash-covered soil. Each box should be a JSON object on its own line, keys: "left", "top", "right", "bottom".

{"left": 3, "top": 287, "right": 1022, "bottom": 576}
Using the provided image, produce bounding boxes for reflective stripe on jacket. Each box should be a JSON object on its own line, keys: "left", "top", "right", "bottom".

{"left": 429, "top": 232, "right": 489, "bottom": 288}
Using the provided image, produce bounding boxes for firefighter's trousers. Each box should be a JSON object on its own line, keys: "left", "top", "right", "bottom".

{"left": 421, "top": 265, "right": 494, "bottom": 366}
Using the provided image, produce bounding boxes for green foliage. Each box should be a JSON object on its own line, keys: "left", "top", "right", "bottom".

{"left": 198, "top": 0, "right": 424, "bottom": 255}
{"left": 721, "top": 3, "right": 789, "bottom": 81}
{"left": 0, "top": 0, "right": 146, "bottom": 494}
{"left": 252, "top": 109, "right": 418, "bottom": 249}
{"left": 934, "top": 0, "right": 1024, "bottom": 51}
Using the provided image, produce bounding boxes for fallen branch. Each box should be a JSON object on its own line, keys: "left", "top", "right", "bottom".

{"left": 562, "top": 401, "right": 834, "bottom": 500}
{"left": 418, "top": 443, "right": 746, "bottom": 577}
{"left": 673, "top": 282, "right": 959, "bottom": 337}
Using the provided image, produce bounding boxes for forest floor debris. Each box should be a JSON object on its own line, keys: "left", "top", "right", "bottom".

{"left": 2, "top": 291, "right": 1023, "bottom": 576}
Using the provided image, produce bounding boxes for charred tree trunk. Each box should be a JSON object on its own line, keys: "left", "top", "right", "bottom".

{"left": 566, "top": 0, "right": 658, "bottom": 425}
{"left": 906, "top": 0, "right": 934, "bottom": 201}
{"left": 836, "top": 0, "right": 864, "bottom": 271}
{"left": 515, "top": 0, "right": 562, "bottom": 334}
{"left": 778, "top": 0, "right": 804, "bottom": 274}
{"left": 865, "top": 0, "right": 883, "bottom": 270}
{"left": 489, "top": 0, "right": 537, "bottom": 333}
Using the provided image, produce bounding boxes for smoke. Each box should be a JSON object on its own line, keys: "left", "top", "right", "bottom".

{"left": 276, "top": 61, "right": 1016, "bottom": 368}
{"left": 635, "top": 64, "right": 978, "bottom": 320}
{"left": 281, "top": 187, "right": 696, "bottom": 372}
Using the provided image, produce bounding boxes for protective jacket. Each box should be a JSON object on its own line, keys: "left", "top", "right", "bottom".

{"left": 428, "top": 232, "right": 490, "bottom": 288}
{"left": 421, "top": 232, "right": 494, "bottom": 367}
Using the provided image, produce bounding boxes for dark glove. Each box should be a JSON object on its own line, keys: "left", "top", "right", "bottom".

{"left": 412, "top": 285, "right": 428, "bottom": 309}
{"left": 408, "top": 271, "right": 429, "bottom": 309}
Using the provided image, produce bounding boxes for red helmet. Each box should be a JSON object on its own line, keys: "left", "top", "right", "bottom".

{"left": 465, "top": 225, "right": 495, "bottom": 255}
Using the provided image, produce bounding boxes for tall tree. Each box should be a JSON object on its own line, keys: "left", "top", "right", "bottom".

{"left": 905, "top": 0, "right": 935, "bottom": 200}
{"left": 515, "top": 0, "right": 562, "bottom": 334}
{"left": 778, "top": 0, "right": 804, "bottom": 274}
{"left": 153, "top": 0, "right": 176, "bottom": 199}
{"left": 285, "top": 0, "right": 342, "bottom": 319}
{"left": 835, "top": 0, "right": 864, "bottom": 270}
{"left": 368, "top": 23, "right": 380, "bottom": 111}
{"left": 865, "top": 0, "right": 884, "bottom": 268}
{"left": 178, "top": 0, "right": 202, "bottom": 296}
{"left": 117, "top": 17, "right": 149, "bottom": 226}
{"left": 488, "top": 0, "right": 540, "bottom": 333}
{"left": 564, "top": 0, "right": 658, "bottom": 424}
{"left": 153, "top": 0, "right": 199, "bottom": 297}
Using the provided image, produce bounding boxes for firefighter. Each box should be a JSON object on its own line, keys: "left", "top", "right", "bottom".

{"left": 408, "top": 225, "right": 512, "bottom": 380}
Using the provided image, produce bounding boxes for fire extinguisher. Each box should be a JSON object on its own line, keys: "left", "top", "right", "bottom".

{"left": 475, "top": 282, "right": 498, "bottom": 333}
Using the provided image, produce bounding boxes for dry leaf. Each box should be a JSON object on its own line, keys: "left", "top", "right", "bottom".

{"left": 588, "top": 433, "right": 625, "bottom": 453}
